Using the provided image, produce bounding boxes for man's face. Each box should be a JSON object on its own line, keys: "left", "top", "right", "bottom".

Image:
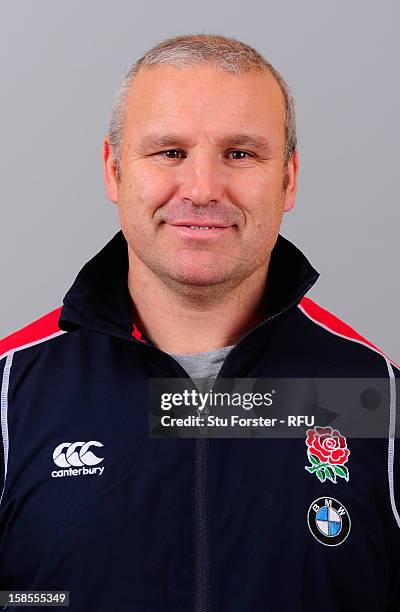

{"left": 103, "top": 64, "right": 298, "bottom": 290}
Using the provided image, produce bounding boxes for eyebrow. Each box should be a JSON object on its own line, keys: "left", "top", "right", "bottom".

{"left": 138, "top": 132, "right": 274, "bottom": 154}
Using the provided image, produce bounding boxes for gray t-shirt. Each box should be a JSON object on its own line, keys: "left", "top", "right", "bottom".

{"left": 169, "top": 344, "right": 235, "bottom": 392}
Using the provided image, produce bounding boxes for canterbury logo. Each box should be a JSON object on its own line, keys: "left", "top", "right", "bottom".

{"left": 53, "top": 441, "right": 104, "bottom": 468}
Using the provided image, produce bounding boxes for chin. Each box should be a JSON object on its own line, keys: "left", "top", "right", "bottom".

{"left": 158, "top": 261, "right": 228, "bottom": 287}
{"left": 157, "top": 253, "right": 227, "bottom": 282}
{"left": 169, "top": 270, "right": 227, "bottom": 286}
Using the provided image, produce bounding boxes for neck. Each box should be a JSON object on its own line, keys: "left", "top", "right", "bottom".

{"left": 127, "top": 248, "right": 270, "bottom": 354}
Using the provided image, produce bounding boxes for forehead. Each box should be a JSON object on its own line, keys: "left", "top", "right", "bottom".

{"left": 122, "top": 64, "right": 285, "bottom": 143}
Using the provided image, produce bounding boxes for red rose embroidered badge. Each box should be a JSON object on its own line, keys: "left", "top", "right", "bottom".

{"left": 305, "top": 426, "right": 350, "bottom": 483}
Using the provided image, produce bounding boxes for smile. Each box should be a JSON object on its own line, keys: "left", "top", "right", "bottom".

{"left": 164, "top": 223, "right": 230, "bottom": 238}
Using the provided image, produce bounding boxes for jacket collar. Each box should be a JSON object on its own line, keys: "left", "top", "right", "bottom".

{"left": 58, "top": 229, "right": 319, "bottom": 345}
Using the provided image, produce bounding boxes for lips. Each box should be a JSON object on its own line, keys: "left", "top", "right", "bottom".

{"left": 163, "top": 222, "right": 230, "bottom": 238}
{"left": 168, "top": 221, "right": 230, "bottom": 228}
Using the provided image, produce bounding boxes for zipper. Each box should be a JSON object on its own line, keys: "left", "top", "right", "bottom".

{"left": 195, "top": 433, "right": 208, "bottom": 612}
{"left": 192, "top": 277, "right": 317, "bottom": 612}
{"left": 131, "top": 275, "right": 317, "bottom": 612}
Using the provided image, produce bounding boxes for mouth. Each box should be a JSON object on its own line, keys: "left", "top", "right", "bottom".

{"left": 163, "top": 222, "right": 231, "bottom": 238}
{"left": 169, "top": 222, "right": 231, "bottom": 230}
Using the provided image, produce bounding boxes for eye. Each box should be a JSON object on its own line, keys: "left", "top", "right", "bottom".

{"left": 228, "top": 150, "right": 254, "bottom": 160}
{"left": 158, "top": 149, "right": 186, "bottom": 159}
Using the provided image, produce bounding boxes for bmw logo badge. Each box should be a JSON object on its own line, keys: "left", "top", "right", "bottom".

{"left": 307, "top": 497, "right": 351, "bottom": 546}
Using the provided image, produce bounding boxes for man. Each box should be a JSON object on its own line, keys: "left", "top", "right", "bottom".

{"left": 0, "top": 33, "right": 399, "bottom": 611}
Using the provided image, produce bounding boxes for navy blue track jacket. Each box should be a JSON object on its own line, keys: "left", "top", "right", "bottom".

{"left": 1, "top": 230, "right": 400, "bottom": 611}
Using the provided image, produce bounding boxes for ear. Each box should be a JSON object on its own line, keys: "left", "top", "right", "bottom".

{"left": 103, "top": 136, "right": 119, "bottom": 204}
{"left": 283, "top": 149, "right": 299, "bottom": 213}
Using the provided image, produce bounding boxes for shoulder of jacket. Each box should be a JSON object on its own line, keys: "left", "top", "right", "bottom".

{"left": 298, "top": 296, "right": 400, "bottom": 371}
{"left": 0, "top": 306, "right": 66, "bottom": 361}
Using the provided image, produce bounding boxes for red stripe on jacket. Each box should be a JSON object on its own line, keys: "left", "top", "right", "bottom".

{"left": 0, "top": 307, "right": 63, "bottom": 358}
{"left": 299, "top": 296, "right": 399, "bottom": 370}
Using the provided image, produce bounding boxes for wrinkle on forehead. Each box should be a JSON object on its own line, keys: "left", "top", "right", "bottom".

{"left": 122, "top": 65, "right": 286, "bottom": 155}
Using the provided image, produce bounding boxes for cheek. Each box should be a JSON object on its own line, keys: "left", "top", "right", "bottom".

{"left": 120, "top": 166, "right": 176, "bottom": 212}
{"left": 232, "top": 169, "right": 284, "bottom": 210}
{"left": 243, "top": 184, "right": 284, "bottom": 232}
{"left": 235, "top": 181, "right": 285, "bottom": 262}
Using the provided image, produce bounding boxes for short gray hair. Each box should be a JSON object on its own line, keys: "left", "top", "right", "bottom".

{"left": 108, "top": 33, "right": 297, "bottom": 179}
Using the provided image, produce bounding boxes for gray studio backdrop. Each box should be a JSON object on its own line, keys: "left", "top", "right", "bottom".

{"left": 1, "top": 1, "right": 399, "bottom": 360}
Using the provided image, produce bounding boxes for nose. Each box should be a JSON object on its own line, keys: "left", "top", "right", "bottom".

{"left": 179, "top": 151, "right": 225, "bottom": 206}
